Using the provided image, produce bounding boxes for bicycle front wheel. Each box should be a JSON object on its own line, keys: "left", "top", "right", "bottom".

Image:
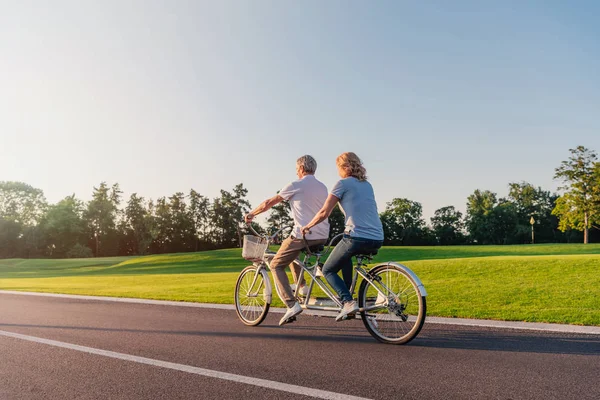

{"left": 235, "top": 265, "right": 271, "bottom": 326}
{"left": 358, "top": 264, "right": 426, "bottom": 344}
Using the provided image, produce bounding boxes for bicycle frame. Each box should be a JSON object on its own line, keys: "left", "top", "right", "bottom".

{"left": 247, "top": 231, "right": 420, "bottom": 315}
{"left": 244, "top": 225, "right": 428, "bottom": 315}
{"left": 237, "top": 223, "right": 427, "bottom": 343}
{"left": 244, "top": 260, "right": 273, "bottom": 304}
{"left": 292, "top": 253, "right": 408, "bottom": 314}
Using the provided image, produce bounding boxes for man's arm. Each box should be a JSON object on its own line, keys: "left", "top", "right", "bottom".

{"left": 245, "top": 195, "right": 284, "bottom": 223}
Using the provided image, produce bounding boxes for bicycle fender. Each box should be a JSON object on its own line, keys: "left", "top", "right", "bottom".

{"left": 373, "top": 262, "right": 428, "bottom": 297}
{"left": 260, "top": 268, "right": 273, "bottom": 303}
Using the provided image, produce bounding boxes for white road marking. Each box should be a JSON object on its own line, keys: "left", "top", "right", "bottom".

{"left": 1, "top": 290, "right": 599, "bottom": 335}
{"left": 0, "top": 329, "right": 372, "bottom": 400}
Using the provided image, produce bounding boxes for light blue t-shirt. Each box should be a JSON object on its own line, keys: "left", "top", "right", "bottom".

{"left": 331, "top": 177, "right": 384, "bottom": 241}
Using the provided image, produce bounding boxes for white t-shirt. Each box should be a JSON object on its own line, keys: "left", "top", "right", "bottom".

{"left": 279, "top": 175, "right": 330, "bottom": 240}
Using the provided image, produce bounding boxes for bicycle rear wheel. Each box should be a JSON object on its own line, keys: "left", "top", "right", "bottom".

{"left": 358, "top": 264, "right": 426, "bottom": 344}
{"left": 235, "top": 265, "right": 270, "bottom": 326}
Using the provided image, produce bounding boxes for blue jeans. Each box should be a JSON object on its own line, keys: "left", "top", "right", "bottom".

{"left": 322, "top": 235, "right": 383, "bottom": 303}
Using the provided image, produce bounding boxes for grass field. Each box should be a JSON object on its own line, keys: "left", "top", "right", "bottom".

{"left": 1, "top": 243, "right": 599, "bottom": 326}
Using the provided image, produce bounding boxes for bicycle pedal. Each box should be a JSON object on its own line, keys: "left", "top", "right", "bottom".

{"left": 342, "top": 314, "right": 356, "bottom": 321}
{"left": 286, "top": 316, "right": 297, "bottom": 323}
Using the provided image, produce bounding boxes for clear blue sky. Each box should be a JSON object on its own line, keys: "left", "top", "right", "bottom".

{"left": 2, "top": 1, "right": 599, "bottom": 221}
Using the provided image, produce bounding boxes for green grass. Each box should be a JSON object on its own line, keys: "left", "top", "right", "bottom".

{"left": 378, "top": 243, "right": 600, "bottom": 260}
{"left": 1, "top": 244, "right": 599, "bottom": 326}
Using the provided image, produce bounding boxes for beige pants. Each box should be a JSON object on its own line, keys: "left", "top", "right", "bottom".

{"left": 270, "top": 236, "right": 327, "bottom": 308}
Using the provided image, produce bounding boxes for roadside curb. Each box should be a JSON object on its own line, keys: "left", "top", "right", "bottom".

{"left": 2, "top": 290, "right": 598, "bottom": 335}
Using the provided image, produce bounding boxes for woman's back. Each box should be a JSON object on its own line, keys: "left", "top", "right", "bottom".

{"left": 331, "top": 177, "right": 384, "bottom": 241}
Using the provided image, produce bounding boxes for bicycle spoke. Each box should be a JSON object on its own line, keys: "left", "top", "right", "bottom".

{"left": 235, "top": 266, "right": 270, "bottom": 326}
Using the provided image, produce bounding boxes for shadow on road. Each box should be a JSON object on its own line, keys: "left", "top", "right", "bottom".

{"left": 2, "top": 322, "right": 598, "bottom": 355}
{"left": 414, "top": 326, "right": 600, "bottom": 356}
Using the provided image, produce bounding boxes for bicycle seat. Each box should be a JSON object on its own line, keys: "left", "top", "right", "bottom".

{"left": 306, "top": 244, "right": 325, "bottom": 254}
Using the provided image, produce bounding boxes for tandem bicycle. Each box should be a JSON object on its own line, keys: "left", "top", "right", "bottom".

{"left": 234, "top": 224, "right": 427, "bottom": 344}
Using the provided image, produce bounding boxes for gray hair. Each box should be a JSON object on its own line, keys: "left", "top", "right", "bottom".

{"left": 297, "top": 155, "right": 317, "bottom": 175}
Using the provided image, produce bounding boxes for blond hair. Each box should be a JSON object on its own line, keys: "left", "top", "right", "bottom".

{"left": 336, "top": 152, "right": 367, "bottom": 181}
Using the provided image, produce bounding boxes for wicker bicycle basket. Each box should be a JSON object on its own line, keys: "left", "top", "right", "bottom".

{"left": 242, "top": 235, "right": 268, "bottom": 261}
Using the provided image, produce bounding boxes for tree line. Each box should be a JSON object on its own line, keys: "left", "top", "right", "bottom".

{"left": 1, "top": 146, "right": 598, "bottom": 258}
{"left": 382, "top": 146, "right": 599, "bottom": 245}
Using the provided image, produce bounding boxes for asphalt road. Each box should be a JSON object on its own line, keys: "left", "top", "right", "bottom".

{"left": 1, "top": 292, "right": 598, "bottom": 400}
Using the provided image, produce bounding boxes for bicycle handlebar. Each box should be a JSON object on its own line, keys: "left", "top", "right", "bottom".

{"left": 325, "top": 233, "right": 345, "bottom": 254}
{"left": 244, "top": 222, "right": 292, "bottom": 243}
{"left": 244, "top": 220, "right": 344, "bottom": 257}
{"left": 246, "top": 222, "right": 262, "bottom": 237}
{"left": 300, "top": 232, "right": 312, "bottom": 256}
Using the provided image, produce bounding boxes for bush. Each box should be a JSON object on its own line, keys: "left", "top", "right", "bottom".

{"left": 66, "top": 244, "right": 94, "bottom": 258}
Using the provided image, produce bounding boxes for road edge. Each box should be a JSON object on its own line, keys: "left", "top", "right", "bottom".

{"left": 1, "top": 290, "right": 598, "bottom": 335}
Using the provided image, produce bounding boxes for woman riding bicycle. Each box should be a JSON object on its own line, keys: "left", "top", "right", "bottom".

{"left": 302, "top": 152, "right": 384, "bottom": 321}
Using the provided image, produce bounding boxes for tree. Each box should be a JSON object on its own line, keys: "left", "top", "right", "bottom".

{"left": 124, "top": 193, "right": 155, "bottom": 255}
{"left": 466, "top": 190, "right": 521, "bottom": 245}
{"left": 84, "top": 182, "right": 122, "bottom": 256}
{"left": 168, "top": 192, "right": 195, "bottom": 252}
{"left": 594, "top": 163, "right": 600, "bottom": 225}
{"left": 189, "top": 189, "right": 211, "bottom": 250}
{"left": 488, "top": 200, "right": 519, "bottom": 245}
{"left": 42, "top": 195, "right": 86, "bottom": 257}
{"left": 430, "top": 206, "right": 465, "bottom": 245}
{"left": 211, "top": 184, "right": 251, "bottom": 248}
{"left": 145, "top": 193, "right": 196, "bottom": 254}
{"left": 380, "top": 211, "right": 400, "bottom": 245}
{"left": 380, "top": 198, "right": 426, "bottom": 245}
{"left": 466, "top": 190, "right": 498, "bottom": 244}
{"left": 231, "top": 184, "right": 252, "bottom": 247}
{"left": 0, "top": 218, "right": 21, "bottom": 258}
{"left": 328, "top": 205, "right": 346, "bottom": 240}
{"left": 507, "top": 182, "right": 557, "bottom": 244}
{"left": 0, "top": 181, "right": 47, "bottom": 257}
{"left": 552, "top": 146, "right": 600, "bottom": 244}
{"left": 66, "top": 243, "right": 94, "bottom": 258}
{"left": 0, "top": 181, "right": 47, "bottom": 226}
{"left": 151, "top": 197, "right": 172, "bottom": 253}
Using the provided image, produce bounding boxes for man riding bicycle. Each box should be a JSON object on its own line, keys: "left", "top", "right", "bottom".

{"left": 245, "top": 155, "right": 329, "bottom": 326}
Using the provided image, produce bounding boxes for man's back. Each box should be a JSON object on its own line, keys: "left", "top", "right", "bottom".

{"left": 279, "top": 175, "right": 330, "bottom": 240}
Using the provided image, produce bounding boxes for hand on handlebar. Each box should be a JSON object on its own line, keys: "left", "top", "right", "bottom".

{"left": 244, "top": 213, "right": 254, "bottom": 224}
{"left": 300, "top": 226, "right": 311, "bottom": 236}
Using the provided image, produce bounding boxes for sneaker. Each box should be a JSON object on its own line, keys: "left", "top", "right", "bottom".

{"left": 290, "top": 284, "right": 308, "bottom": 297}
{"left": 279, "top": 302, "right": 303, "bottom": 326}
{"left": 336, "top": 300, "right": 358, "bottom": 322}
{"left": 315, "top": 266, "right": 324, "bottom": 278}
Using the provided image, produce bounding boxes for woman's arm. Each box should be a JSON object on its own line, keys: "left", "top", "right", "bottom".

{"left": 301, "top": 194, "right": 339, "bottom": 234}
